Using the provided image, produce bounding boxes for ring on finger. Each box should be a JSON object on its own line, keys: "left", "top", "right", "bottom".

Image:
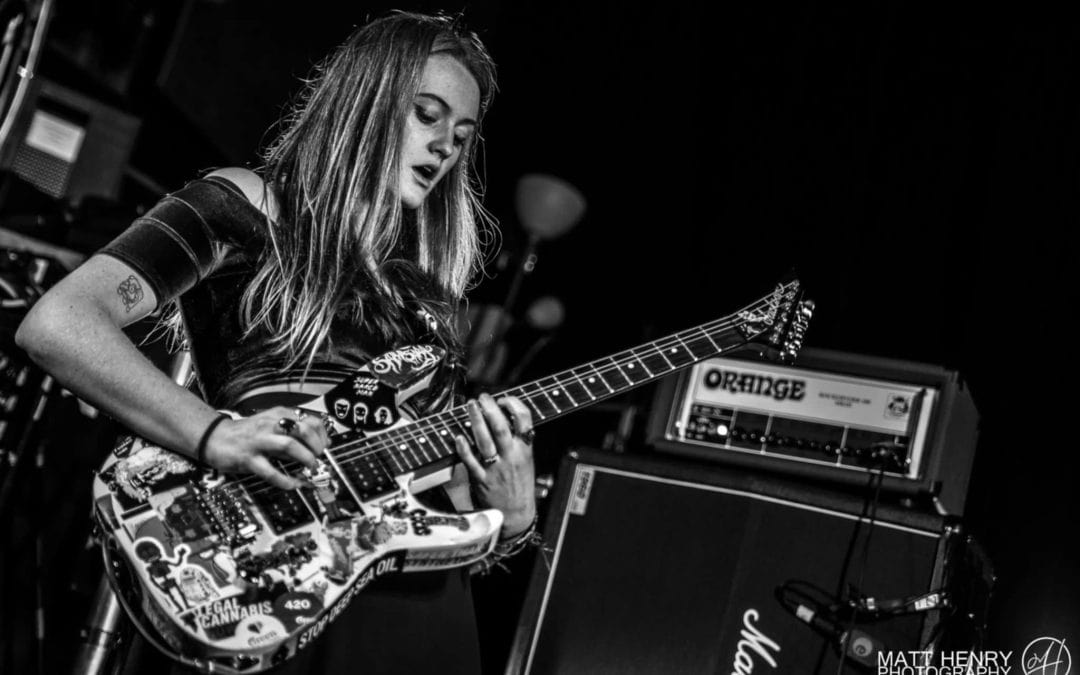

{"left": 277, "top": 417, "right": 298, "bottom": 434}
{"left": 514, "top": 428, "right": 536, "bottom": 445}
{"left": 294, "top": 407, "right": 309, "bottom": 421}
{"left": 480, "top": 454, "right": 500, "bottom": 467}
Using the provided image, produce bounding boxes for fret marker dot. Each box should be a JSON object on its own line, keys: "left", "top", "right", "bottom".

{"left": 628, "top": 364, "right": 635, "bottom": 369}
{"left": 440, "top": 430, "right": 448, "bottom": 435}
{"left": 399, "top": 444, "right": 407, "bottom": 450}
{"left": 588, "top": 377, "right": 596, "bottom": 383}
{"left": 670, "top": 348, "right": 678, "bottom": 353}
{"left": 419, "top": 437, "right": 426, "bottom": 443}
{"left": 553, "top": 390, "right": 561, "bottom": 396}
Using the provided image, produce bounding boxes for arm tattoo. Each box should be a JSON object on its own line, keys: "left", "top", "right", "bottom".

{"left": 117, "top": 275, "right": 144, "bottom": 312}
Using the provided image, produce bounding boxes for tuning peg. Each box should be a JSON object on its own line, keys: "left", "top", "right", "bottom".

{"left": 799, "top": 301, "right": 815, "bottom": 317}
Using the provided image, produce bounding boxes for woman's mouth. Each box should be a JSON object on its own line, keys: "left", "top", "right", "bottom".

{"left": 412, "top": 165, "right": 437, "bottom": 187}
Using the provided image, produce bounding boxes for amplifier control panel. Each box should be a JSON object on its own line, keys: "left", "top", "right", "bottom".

{"left": 648, "top": 349, "right": 979, "bottom": 514}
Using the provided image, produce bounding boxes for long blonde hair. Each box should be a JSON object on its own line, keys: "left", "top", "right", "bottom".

{"left": 247, "top": 11, "right": 497, "bottom": 371}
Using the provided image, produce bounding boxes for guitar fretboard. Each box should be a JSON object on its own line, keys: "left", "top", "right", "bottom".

{"left": 325, "top": 282, "right": 801, "bottom": 495}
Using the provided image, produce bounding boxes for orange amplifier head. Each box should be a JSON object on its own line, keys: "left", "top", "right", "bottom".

{"left": 647, "top": 348, "right": 979, "bottom": 515}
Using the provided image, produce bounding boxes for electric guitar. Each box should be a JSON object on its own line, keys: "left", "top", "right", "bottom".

{"left": 92, "top": 277, "right": 813, "bottom": 672}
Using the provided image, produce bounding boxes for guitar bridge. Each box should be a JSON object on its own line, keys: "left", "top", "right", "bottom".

{"left": 195, "top": 485, "right": 261, "bottom": 546}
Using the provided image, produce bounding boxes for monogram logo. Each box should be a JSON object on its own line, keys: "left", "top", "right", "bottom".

{"left": 1023, "top": 638, "right": 1072, "bottom": 675}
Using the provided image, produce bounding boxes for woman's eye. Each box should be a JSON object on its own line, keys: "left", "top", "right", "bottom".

{"left": 453, "top": 135, "right": 469, "bottom": 148}
{"left": 415, "top": 106, "right": 437, "bottom": 124}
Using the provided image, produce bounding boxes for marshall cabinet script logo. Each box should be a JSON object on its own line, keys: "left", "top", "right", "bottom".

{"left": 730, "top": 609, "right": 780, "bottom": 674}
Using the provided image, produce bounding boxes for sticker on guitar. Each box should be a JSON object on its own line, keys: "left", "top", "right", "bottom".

{"left": 369, "top": 344, "right": 441, "bottom": 375}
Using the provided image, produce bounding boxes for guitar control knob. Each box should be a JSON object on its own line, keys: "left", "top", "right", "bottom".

{"left": 535, "top": 474, "right": 555, "bottom": 500}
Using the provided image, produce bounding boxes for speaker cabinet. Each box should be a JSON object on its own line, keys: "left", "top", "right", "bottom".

{"left": 509, "top": 448, "right": 957, "bottom": 674}
{"left": 0, "top": 79, "right": 139, "bottom": 203}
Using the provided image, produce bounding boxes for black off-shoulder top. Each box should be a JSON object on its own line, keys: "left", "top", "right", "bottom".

{"left": 100, "top": 176, "right": 382, "bottom": 406}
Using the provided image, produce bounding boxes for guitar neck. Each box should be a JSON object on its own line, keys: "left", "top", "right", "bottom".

{"left": 497, "top": 314, "right": 753, "bottom": 425}
{"left": 329, "top": 283, "right": 803, "bottom": 490}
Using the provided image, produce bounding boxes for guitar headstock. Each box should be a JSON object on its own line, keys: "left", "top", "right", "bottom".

{"left": 736, "top": 277, "right": 814, "bottom": 363}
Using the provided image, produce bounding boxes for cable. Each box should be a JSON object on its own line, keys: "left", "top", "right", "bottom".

{"left": 835, "top": 465, "right": 886, "bottom": 675}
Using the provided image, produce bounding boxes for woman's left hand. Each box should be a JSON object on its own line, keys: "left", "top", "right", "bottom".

{"left": 454, "top": 393, "right": 536, "bottom": 538}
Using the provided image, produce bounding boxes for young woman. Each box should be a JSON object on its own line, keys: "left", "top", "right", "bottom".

{"left": 16, "top": 11, "right": 534, "bottom": 673}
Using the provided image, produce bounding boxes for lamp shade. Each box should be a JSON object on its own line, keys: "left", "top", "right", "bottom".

{"left": 514, "top": 173, "right": 586, "bottom": 240}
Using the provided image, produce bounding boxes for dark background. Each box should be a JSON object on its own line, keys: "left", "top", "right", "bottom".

{"left": 2, "top": 0, "right": 1077, "bottom": 672}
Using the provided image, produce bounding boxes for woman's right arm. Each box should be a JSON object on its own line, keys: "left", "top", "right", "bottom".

{"left": 15, "top": 253, "right": 325, "bottom": 488}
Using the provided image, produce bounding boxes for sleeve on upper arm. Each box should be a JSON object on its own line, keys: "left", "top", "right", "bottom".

{"left": 97, "top": 177, "right": 259, "bottom": 304}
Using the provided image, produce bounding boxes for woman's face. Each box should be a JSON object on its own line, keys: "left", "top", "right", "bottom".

{"left": 399, "top": 54, "right": 481, "bottom": 209}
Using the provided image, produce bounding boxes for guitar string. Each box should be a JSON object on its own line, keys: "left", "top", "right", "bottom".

{"left": 236, "top": 291, "right": 803, "bottom": 501}
{"left": 319, "top": 284, "right": 800, "bottom": 468}
{"left": 287, "top": 297, "right": 769, "bottom": 463}
{"left": 234, "top": 308, "right": 761, "bottom": 500}
{"left": 235, "top": 291, "right": 803, "bottom": 500}
{"left": 234, "top": 289, "right": 803, "bottom": 498}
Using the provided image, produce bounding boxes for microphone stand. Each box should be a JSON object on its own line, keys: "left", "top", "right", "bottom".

{"left": 69, "top": 351, "right": 192, "bottom": 675}
{"left": 474, "top": 234, "right": 538, "bottom": 387}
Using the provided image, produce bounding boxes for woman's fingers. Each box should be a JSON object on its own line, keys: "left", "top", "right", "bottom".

{"left": 264, "top": 406, "right": 328, "bottom": 457}
{"left": 467, "top": 398, "right": 497, "bottom": 458}
{"left": 292, "top": 417, "right": 329, "bottom": 457}
{"left": 205, "top": 407, "right": 329, "bottom": 487}
{"left": 498, "top": 396, "right": 533, "bottom": 443}
{"left": 463, "top": 394, "right": 537, "bottom": 469}
{"left": 268, "top": 434, "right": 320, "bottom": 470}
{"left": 455, "top": 434, "right": 486, "bottom": 480}
{"left": 477, "top": 394, "right": 514, "bottom": 447}
{"left": 246, "top": 454, "right": 304, "bottom": 490}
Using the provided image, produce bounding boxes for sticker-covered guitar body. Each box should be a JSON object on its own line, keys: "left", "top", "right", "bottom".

{"left": 93, "top": 345, "right": 501, "bottom": 672}
{"left": 94, "top": 278, "right": 813, "bottom": 673}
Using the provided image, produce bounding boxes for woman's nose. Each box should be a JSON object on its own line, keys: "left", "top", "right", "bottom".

{"left": 429, "top": 127, "right": 453, "bottom": 159}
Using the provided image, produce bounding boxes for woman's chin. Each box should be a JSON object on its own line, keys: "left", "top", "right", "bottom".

{"left": 400, "top": 190, "right": 424, "bottom": 210}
